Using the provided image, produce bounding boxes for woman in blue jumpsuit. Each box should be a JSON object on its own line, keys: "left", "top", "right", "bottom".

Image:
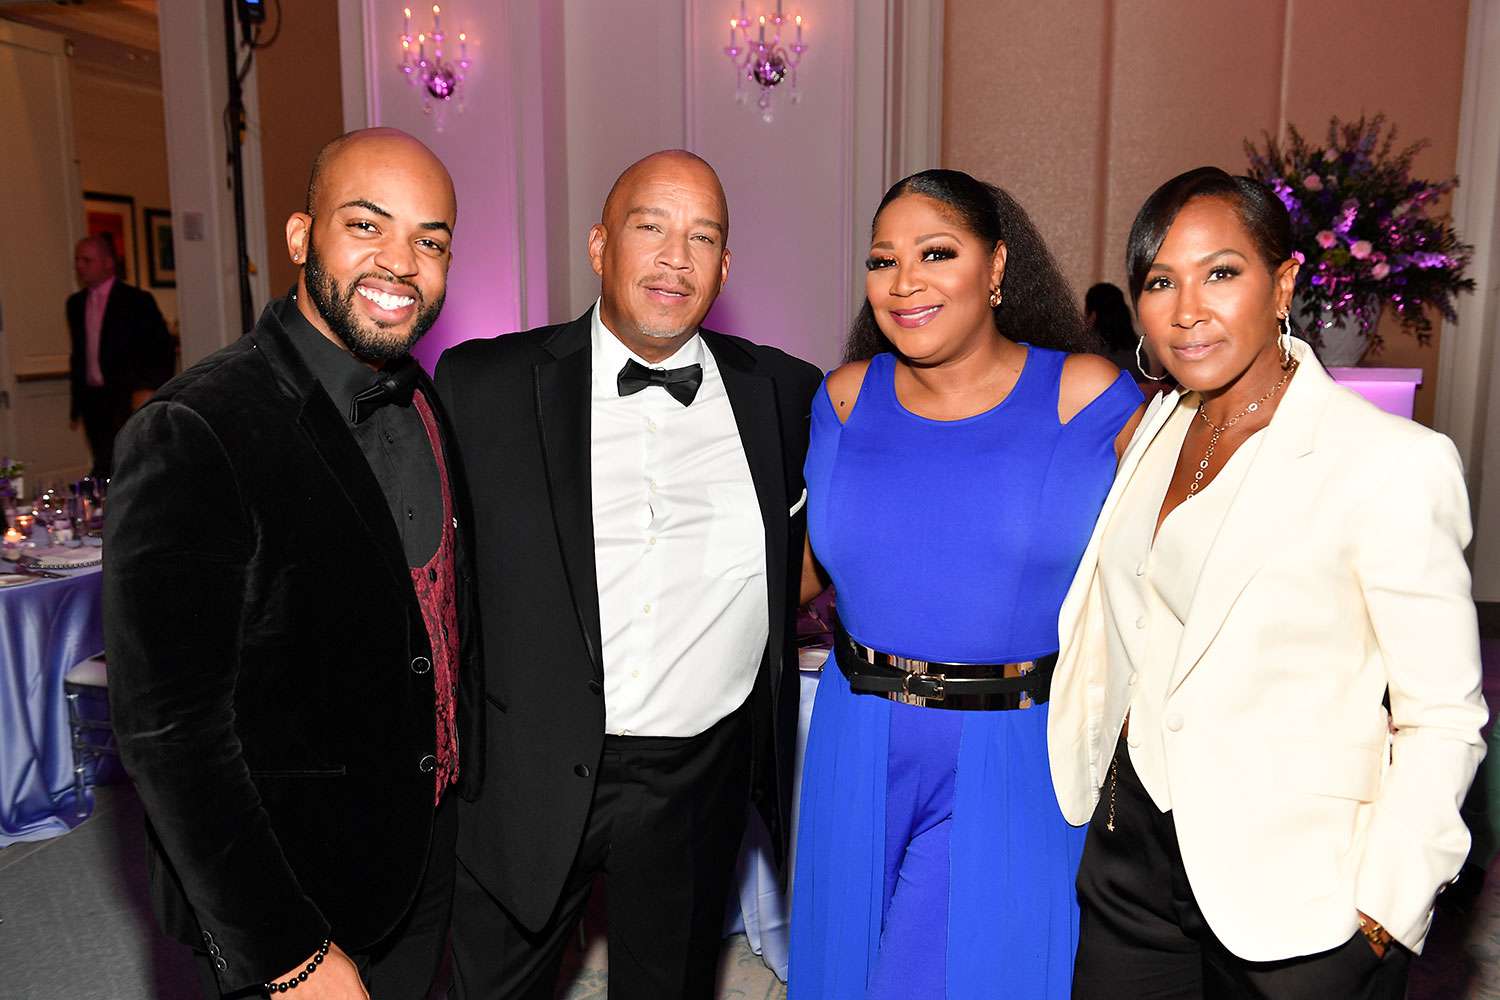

{"left": 790, "top": 169, "right": 1143, "bottom": 998}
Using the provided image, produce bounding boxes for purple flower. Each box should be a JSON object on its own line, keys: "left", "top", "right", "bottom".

{"left": 1371, "top": 262, "right": 1391, "bottom": 280}
{"left": 1350, "top": 240, "right": 1373, "bottom": 259}
{"left": 1316, "top": 230, "right": 1337, "bottom": 249}
{"left": 1303, "top": 174, "right": 1324, "bottom": 191}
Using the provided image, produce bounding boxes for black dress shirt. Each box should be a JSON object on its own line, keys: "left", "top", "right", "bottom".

{"left": 279, "top": 293, "right": 441, "bottom": 567}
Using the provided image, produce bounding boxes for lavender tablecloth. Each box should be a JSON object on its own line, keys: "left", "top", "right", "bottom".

{"left": 0, "top": 563, "right": 104, "bottom": 846}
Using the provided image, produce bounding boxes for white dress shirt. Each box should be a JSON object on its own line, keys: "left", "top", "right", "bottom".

{"left": 1099, "top": 402, "right": 1263, "bottom": 812}
{"left": 589, "top": 303, "right": 768, "bottom": 737}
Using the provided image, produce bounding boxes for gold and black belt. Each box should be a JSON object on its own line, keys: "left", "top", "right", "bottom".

{"left": 833, "top": 618, "right": 1055, "bottom": 711}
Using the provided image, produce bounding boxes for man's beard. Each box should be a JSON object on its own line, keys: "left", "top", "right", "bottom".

{"left": 303, "top": 237, "right": 445, "bottom": 364}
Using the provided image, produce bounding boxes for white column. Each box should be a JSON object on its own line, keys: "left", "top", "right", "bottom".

{"left": 1437, "top": 0, "right": 1500, "bottom": 599}
{"left": 156, "top": 0, "right": 271, "bottom": 365}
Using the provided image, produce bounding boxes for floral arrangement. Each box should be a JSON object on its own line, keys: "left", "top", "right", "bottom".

{"left": 0, "top": 457, "right": 21, "bottom": 501}
{"left": 1244, "top": 114, "right": 1474, "bottom": 352}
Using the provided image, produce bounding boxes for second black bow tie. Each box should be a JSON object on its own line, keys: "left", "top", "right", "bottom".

{"left": 616, "top": 358, "right": 703, "bottom": 407}
{"left": 350, "top": 360, "right": 421, "bottom": 424}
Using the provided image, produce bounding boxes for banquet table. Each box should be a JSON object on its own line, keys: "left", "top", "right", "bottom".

{"left": 0, "top": 562, "right": 104, "bottom": 846}
{"left": 727, "top": 647, "right": 827, "bottom": 982}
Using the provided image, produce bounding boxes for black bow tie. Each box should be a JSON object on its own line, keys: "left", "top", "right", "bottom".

{"left": 616, "top": 358, "right": 703, "bottom": 407}
{"left": 350, "top": 361, "right": 421, "bottom": 424}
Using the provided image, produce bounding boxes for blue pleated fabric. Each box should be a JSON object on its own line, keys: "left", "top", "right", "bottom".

{"left": 789, "top": 349, "right": 1141, "bottom": 998}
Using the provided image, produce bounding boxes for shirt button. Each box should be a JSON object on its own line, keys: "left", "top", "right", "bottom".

{"left": 648, "top": 480, "right": 658, "bottom": 493}
{"left": 642, "top": 603, "right": 651, "bottom": 614}
{"left": 587, "top": 680, "right": 603, "bottom": 696}
{"left": 427, "top": 567, "right": 437, "bottom": 582}
{"left": 407, "top": 507, "right": 415, "bottom": 520}
{"left": 418, "top": 754, "right": 437, "bottom": 773}
{"left": 1135, "top": 615, "right": 1147, "bottom": 630}
{"left": 648, "top": 536, "right": 657, "bottom": 546}
{"left": 574, "top": 763, "right": 591, "bottom": 778}
{"left": 411, "top": 656, "right": 431, "bottom": 674}
{"left": 647, "top": 418, "right": 657, "bottom": 432}
{"left": 631, "top": 669, "right": 640, "bottom": 679}
{"left": 1166, "top": 713, "right": 1184, "bottom": 732}
{"left": 385, "top": 432, "right": 394, "bottom": 445}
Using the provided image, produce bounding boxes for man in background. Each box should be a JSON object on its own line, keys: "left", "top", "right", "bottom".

{"left": 67, "top": 234, "right": 174, "bottom": 477}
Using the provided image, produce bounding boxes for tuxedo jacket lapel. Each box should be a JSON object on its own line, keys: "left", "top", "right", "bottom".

{"left": 534, "top": 314, "right": 605, "bottom": 680}
{"left": 705, "top": 333, "right": 788, "bottom": 680}
{"left": 250, "top": 312, "right": 410, "bottom": 594}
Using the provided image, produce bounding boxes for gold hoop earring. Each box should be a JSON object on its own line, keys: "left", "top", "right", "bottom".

{"left": 1136, "top": 336, "right": 1166, "bottom": 382}
{"left": 989, "top": 288, "right": 1002, "bottom": 307}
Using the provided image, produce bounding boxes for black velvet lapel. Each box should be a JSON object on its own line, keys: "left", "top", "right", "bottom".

{"left": 534, "top": 313, "right": 605, "bottom": 680}
{"left": 704, "top": 332, "right": 788, "bottom": 699}
{"left": 248, "top": 304, "right": 410, "bottom": 595}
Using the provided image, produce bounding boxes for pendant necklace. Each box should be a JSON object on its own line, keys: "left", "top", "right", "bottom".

{"left": 1187, "top": 359, "right": 1298, "bottom": 499}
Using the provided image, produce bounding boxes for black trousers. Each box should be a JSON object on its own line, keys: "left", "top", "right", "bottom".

{"left": 78, "top": 384, "right": 132, "bottom": 480}
{"left": 450, "top": 703, "right": 752, "bottom": 1000}
{"left": 195, "top": 794, "right": 458, "bottom": 999}
{"left": 1072, "top": 735, "right": 1410, "bottom": 999}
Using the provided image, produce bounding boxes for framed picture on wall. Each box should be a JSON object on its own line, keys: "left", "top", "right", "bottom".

{"left": 83, "top": 191, "right": 136, "bottom": 284}
{"left": 144, "top": 208, "right": 176, "bottom": 288}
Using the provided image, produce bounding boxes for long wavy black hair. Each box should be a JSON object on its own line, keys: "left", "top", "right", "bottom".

{"left": 843, "top": 169, "right": 1094, "bottom": 362}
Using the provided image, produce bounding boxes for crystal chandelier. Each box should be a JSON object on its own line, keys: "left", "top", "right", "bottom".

{"left": 398, "top": 4, "right": 472, "bottom": 131}
{"left": 724, "top": 1, "right": 809, "bottom": 123}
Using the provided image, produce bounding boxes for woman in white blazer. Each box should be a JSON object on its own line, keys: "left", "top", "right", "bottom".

{"left": 1050, "top": 166, "right": 1487, "bottom": 999}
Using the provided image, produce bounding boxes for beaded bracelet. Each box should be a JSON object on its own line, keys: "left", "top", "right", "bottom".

{"left": 263, "top": 938, "right": 331, "bottom": 994}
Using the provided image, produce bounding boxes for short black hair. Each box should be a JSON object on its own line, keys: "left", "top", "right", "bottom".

{"left": 1125, "top": 166, "right": 1293, "bottom": 304}
{"left": 1084, "top": 282, "right": 1134, "bottom": 351}
{"left": 845, "top": 168, "right": 1092, "bottom": 361}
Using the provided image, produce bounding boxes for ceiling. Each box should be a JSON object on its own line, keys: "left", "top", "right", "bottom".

{"left": 0, "top": 0, "right": 160, "bottom": 85}
{"left": 0, "top": 0, "right": 158, "bottom": 51}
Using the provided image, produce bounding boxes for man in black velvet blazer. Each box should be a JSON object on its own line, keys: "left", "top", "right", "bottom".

{"left": 438, "top": 150, "right": 822, "bottom": 998}
{"left": 67, "top": 235, "right": 175, "bottom": 477}
{"left": 105, "top": 129, "right": 481, "bottom": 1000}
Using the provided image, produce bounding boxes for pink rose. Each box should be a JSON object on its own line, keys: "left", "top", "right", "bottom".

{"left": 1371, "top": 262, "right": 1390, "bottom": 280}
{"left": 1323, "top": 148, "right": 1339, "bottom": 163}
{"left": 1303, "top": 174, "right": 1324, "bottom": 191}
{"left": 1316, "top": 230, "right": 1337, "bottom": 249}
{"left": 1349, "top": 240, "right": 1373, "bottom": 259}
{"left": 1291, "top": 250, "right": 1306, "bottom": 265}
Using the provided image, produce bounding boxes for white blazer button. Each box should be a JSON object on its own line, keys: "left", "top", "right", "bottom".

{"left": 1127, "top": 673, "right": 1138, "bottom": 685}
{"left": 1135, "top": 562, "right": 1146, "bottom": 577}
{"left": 1166, "top": 713, "right": 1184, "bottom": 732}
{"left": 1135, "top": 615, "right": 1147, "bottom": 629}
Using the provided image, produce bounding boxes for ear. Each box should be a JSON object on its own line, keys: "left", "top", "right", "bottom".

{"left": 990, "top": 241, "right": 1009, "bottom": 292}
{"left": 1274, "top": 257, "right": 1299, "bottom": 319}
{"left": 587, "top": 223, "right": 607, "bottom": 278}
{"left": 718, "top": 247, "right": 731, "bottom": 290}
{"left": 286, "top": 212, "right": 312, "bottom": 265}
